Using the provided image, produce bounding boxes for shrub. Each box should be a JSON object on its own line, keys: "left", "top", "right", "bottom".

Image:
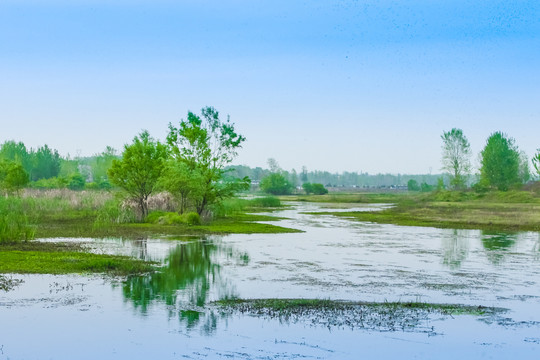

{"left": 183, "top": 212, "right": 201, "bottom": 225}
{"left": 249, "top": 196, "right": 281, "bottom": 207}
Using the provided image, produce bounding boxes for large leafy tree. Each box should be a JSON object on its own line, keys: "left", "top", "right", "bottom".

{"left": 441, "top": 128, "right": 471, "bottom": 189}
{"left": 480, "top": 132, "right": 521, "bottom": 191}
{"left": 166, "top": 107, "right": 249, "bottom": 215}
{"left": 108, "top": 130, "right": 168, "bottom": 220}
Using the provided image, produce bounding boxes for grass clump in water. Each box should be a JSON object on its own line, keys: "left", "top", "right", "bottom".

{"left": 214, "top": 298, "right": 505, "bottom": 333}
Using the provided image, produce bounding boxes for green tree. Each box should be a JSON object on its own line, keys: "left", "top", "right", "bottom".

{"left": 0, "top": 160, "right": 29, "bottom": 194}
{"left": 407, "top": 179, "right": 420, "bottom": 191}
{"left": 108, "top": 130, "right": 168, "bottom": 220}
{"left": 533, "top": 149, "right": 540, "bottom": 178}
{"left": 480, "top": 132, "right": 521, "bottom": 191}
{"left": 441, "top": 128, "right": 471, "bottom": 189}
{"left": 302, "top": 182, "right": 314, "bottom": 194}
{"left": 31, "top": 145, "right": 61, "bottom": 181}
{"left": 0, "top": 141, "right": 32, "bottom": 175}
{"left": 260, "top": 173, "right": 293, "bottom": 195}
{"left": 159, "top": 161, "right": 204, "bottom": 214}
{"left": 311, "top": 183, "right": 329, "bottom": 195}
{"left": 166, "top": 107, "right": 249, "bottom": 215}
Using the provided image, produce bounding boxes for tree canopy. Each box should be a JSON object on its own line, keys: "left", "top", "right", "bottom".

{"left": 166, "top": 107, "right": 248, "bottom": 215}
{"left": 480, "top": 132, "right": 521, "bottom": 191}
{"left": 108, "top": 130, "right": 168, "bottom": 220}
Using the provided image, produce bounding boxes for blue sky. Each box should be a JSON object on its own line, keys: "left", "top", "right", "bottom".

{"left": 1, "top": 1, "right": 539, "bottom": 173}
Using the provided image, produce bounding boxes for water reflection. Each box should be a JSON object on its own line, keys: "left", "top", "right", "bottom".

{"left": 441, "top": 229, "right": 470, "bottom": 269}
{"left": 122, "top": 238, "right": 248, "bottom": 320}
{"left": 481, "top": 231, "right": 517, "bottom": 264}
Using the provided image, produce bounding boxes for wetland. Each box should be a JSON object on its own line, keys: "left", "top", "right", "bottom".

{"left": 2, "top": 199, "right": 540, "bottom": 359}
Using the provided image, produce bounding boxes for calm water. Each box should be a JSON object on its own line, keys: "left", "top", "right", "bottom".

{"left": 1, "top": 202, "right": 540, "bottom": 359}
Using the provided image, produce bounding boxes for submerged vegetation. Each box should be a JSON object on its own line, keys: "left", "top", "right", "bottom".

{"left": 214, "top": 299, "right": 505, "bottom": 333}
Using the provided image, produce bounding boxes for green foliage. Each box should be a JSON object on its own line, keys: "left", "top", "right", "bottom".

{"left": 436, "top": 177, "right": 445, "bottom": 191}
{"left": 311, "top": 183, "right": 328, "bottom": 195}
{"left": 303, "top": 182, "right": 328, "bottom": 195}
{"left": 185, "top": 212, "right": 201, "bottom": 225}
{"left": 0, "top": 242, "right": 154, "bottom": 275}
{"left": 480, "top": 132, "right": 521, "bottom": 191}
{"left": 420, "top": 182, "right": 433, "bottom": 192}
{"left": 67, "top": 173, "right": 86, "bottom": 190}
{"left": 441, "top": 128, "right": 471, "bottom": 189}
{"left": 0, "top": 140, "right": 33, "bottom": 175}
{"left": 407, "top": 179, "right": 420, "bottom": 191}
{"left": 158, "top": 161, "right": 204, "bottom": 214}
{"left": 31, "top": 145, "right": 61, "bottom": 181}
{"left": 302, "top": 182, "right": 313, "bottom": 194}
{"left": 533, "top": 150, "right": 540, "bottom": 178}
{"left": 94, "top": 198, "right": 136, "bottom": 228}
{"left": 91, "top": 146, "right": 118, "bottom": 183}
{"left": 0, "top": 197, "right": 35, "bottom": 243}
{"left": 260, "top": 173, "right": 294, "bottom": 195}
{"left": 166, "top": 107, "right": 248, "bottom": 215}
{"left": 30, "top": 177, "right": 67, "bottom": 189}
{"left": 145, "top": 211, "right": 201, "bottom": 226}
{"left": 0, "top": 160, "right": 29, "bottom": 194}
{"left": 249, "top": 196, "right": 281, "bottom": 207}
{"left": 108, "top": 130, "right": 168, "bottom": 220}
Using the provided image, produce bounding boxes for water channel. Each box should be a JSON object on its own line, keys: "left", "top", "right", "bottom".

{"left": 1, "top": 202, "right": 540, "bottom": 359}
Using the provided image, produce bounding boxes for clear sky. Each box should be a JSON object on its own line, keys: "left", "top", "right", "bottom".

{"left": 1, "top": 0, "right": 539, "bottom": 174}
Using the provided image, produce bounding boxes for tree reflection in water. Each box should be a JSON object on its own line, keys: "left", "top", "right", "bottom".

{"left": 122, "top": 237, "right": 248, "bottom": 332}
{"left": 441, "top": 229, "right": 470, "bottom": 269}
{"left": 481, "top": 231, "right": 517, "bottom": 264}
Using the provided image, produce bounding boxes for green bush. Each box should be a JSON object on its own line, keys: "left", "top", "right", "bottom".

{"left": 260, "top": 173, "right": 294, "bottom": 195}
{"left": 67, "top": 173, "right": 86, "bottom": 190}
{"left": 249, "top": 196, "right": 281, "bottom": 207}
{"left": 183, "top": 212, "right": 201, "bottom": 225}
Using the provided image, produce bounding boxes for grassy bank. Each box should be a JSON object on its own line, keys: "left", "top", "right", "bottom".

{"left": 0, "top": 242, "right": 155, "bottom": 275}
{"left": 301, "top": 190, "right": 540, "bottom": 231}
{"left": 0, "top": 190, "right": 299, "bottom": 240}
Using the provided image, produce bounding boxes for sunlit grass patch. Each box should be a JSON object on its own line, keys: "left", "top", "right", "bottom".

{"left": 0, "top": 241, "right": 155, "bottom": 275}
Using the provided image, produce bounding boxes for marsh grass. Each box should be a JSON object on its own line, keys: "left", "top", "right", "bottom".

{"left": 0, "top": 274, "right": 24, "bottom": 291}
{"left": 304, "top": 190, "right": 540, "bottom": 231}
{"left": 1, "top": 190, "right": 296, "bottom": 239}
{"left": 211, "top": 196, "right": 282, "bottom": 217}
{"left": 0, "top": 197, "right": 35, "bottom": 243}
